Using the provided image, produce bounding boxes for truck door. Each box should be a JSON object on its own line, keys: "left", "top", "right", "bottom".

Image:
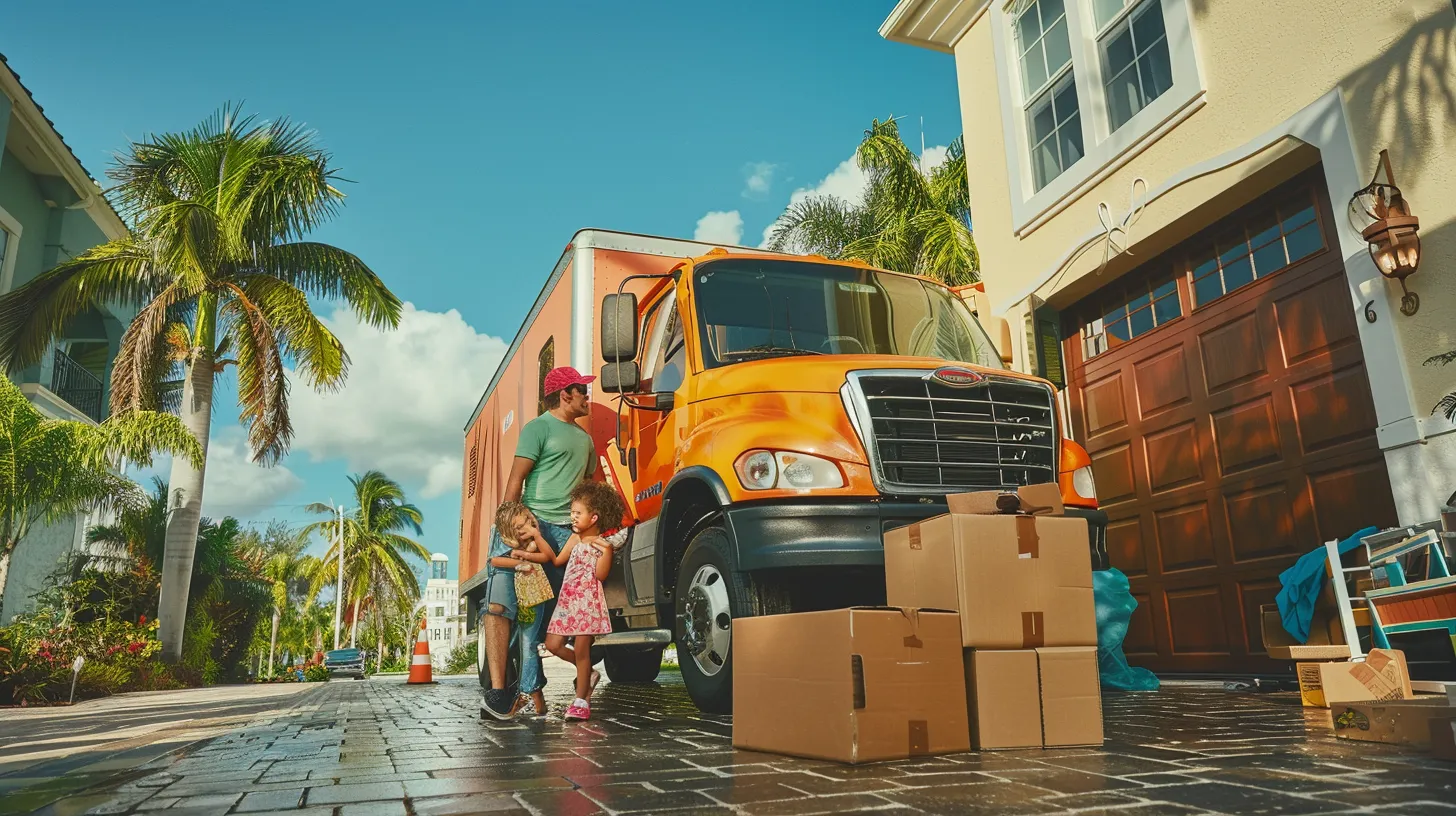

{"left": 621, "top": 288, "right": 687, "bottom": 606}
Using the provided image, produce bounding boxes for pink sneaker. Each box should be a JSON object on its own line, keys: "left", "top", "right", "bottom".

{"left": 564, "top": 702, "right": 591, "bottom": 721}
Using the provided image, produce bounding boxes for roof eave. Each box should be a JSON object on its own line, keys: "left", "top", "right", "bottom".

{"left": 879, "top": 0, "right": 988, "bottom": 54}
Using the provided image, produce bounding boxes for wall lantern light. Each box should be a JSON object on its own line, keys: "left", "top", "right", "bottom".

{"left": 1348, "top": 149, "right": 1421, "bottom": 316}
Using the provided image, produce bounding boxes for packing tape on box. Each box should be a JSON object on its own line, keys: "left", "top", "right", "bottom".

{"left": 907, "top": 524, "right": 922, "bottom": 550}
{"left": 901, "top": 608, "right": 924, "bottom": 649}
{"left": 908, "top": 720, "right": 929, "bottom": 755}
{"left": 1022, "top": 611, "right": 1045, "bottom": 648}
{"left": 1016, "top": 515, "right": 1040, "bottom": 558}
{"left": 851, "top": 655, "right": 866, "bottom": 709}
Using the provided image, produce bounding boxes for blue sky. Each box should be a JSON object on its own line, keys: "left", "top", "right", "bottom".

{"left": 5, "top": 2, "right": 962, "bottom": 578}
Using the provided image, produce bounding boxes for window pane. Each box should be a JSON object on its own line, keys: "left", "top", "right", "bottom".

{"left": 1140, "top": 37, "right": 1174, "bottom": 99}
{"left": 1044, "top": 18, "right": 1072, "bottom": 74}
{"left": 1251, "top": 240, "right": 1287, "bottom": 278}
{"left": 1152, "top": 278, "right": 1177, "bottom": 300}
{"left": 1106, "top": 68, "right": 1140, "bottom": 130}
{"left": 1053, "top": 79, "right": 1079, "bottom": 124}
{"left": 1105, "top": 27, "right": 1137, "bottom": 77}
{"left": 1131, "top": 0, "right": 1166, "bottom": 48}
{"left": 1153, "top": 293, "right": 1182, "bottom": 324}
{"left": 1128, "top": 305, "right": 1154, "bottom": 337}
{"left": 1102, "top": 305, "right": 1127, "bottom": 328}
{"left": 1281, "top": 203, "right": 1317, "bottom": 232}
{"left": 1194, "top": 272, "right": 1223, "bottom": 306}
{"left": 1023, "top": 40, "right": 1048, "bottom": 92}
{"left": 1218, "top": 238, "right": 1250, "bottom": 266}
{"left": 1032, "top": 136, "right": 1061, "bottom": 190}
{"left": 1018, "top": 4, "right": 1042, "bottom": 51}
{"left": 1283, "top": 223, "right": 1323, "bottom": 262}
{"left": 1106, "top": 318, "right": 1130, "bottom": 345}
{"left": 1059, "top": 111, "right": 1085, "bottom": 166}
{"left": 1127, "top": 291, "right": 1152, "bottom": 313}
{"left": 1093, "top": 0, "right": 1127, "bottom": 28}
{"left": 1029, "top": 95, "right": 1057, "bottom": 144}
{"left": 1042, "top": 0, "right": 1066, "bottom": 25}
{"left": 1191, "top": 255, "right": 1218, "bottom": 282}
{"left": 1248, "top": 212, "right": 1281, "bottom": 250}
{"left": 1222, "top": 256, "right": 1254, "bottom": 292}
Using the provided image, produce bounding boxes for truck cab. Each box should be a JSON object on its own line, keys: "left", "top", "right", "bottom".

{"left": 593, "top": 249, "right": 1106, "bottom": 713}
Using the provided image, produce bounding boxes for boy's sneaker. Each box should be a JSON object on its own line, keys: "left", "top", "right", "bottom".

{"left": 482, "top": 688, "right": 517, "bottom": 721}
{"left": 564, "top": 701, "right": 591, "bottom": 721}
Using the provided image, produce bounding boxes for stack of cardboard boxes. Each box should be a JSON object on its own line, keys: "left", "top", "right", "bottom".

{"left": 734, "top": 484, "right": 1103, "bottom": 763}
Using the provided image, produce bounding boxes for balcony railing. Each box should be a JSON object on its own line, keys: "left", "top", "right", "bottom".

{"left": 51, "top": 348, "right": 105, "bottom": 422}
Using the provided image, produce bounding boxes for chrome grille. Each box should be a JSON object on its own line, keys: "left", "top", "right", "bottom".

{"left": 844, "top": 371, "right": 1058, "bottom": 495}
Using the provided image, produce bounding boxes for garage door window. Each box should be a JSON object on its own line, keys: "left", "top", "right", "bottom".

{"left": 1080, "top": 272, "right": 1181, "bottom": 359}
{"left": 1191, "top": 194, "right": 1323, "bottom": 307}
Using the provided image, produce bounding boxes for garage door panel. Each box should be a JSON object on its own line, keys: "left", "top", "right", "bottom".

{"left": 1134, "top": 345, "right": 1193, "bottom": 420}
{"left": 1224, "top": 481, "right": 1306, "bottom": 563}
{"left": 1213, "top": 395, "right": 1284, "bottom": 475}
{"left": 1144, "top": 420, "right": 1205, "bottom": 494}
{"left": 1290, "top": 365, "right": 1379, "bottom": 454}
{"left": 1107, "top": 515, "right": 1148, "bottom": 577}
{"left": 1154, "top": 501, "right": 1216, "bottom": 573}
{"left": 1083, "top": 371, "right": 1129, "bottom": 438}
{"left": 1165, "top": 585, "right": 1232, "bottom": 655}
{"left": 1091, "top": 442, "right": 1138, "bottom": 505}
{"left": 1275, "top": 272, "right": 1361, "bottom": 366}
{"left": 1199, "top": 311, "right": 1269, "bottom": 394}
{"left": 1308, "top": 457, "right": 1400, "bottom": 544}
{"left": 1125, "top": 593, "right": 1159, "bottom": 656}
{"left": 1238, "top": 579, "right": 1283, "bottom": 656}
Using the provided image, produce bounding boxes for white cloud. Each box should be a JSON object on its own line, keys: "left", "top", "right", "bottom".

{"left": 198, "top": 429, "right": 306, "bottom": 517}
{"left": 758, "top": 146, "right": 951, "bottom": 249}
{"left": 287, "top": 303, "right": 508, "bottom": 499}
{"left": 693, "top": 210, "right": 744, "bottom": 246}
{"left": 742, "top": 162, "right": 777, "bottom": 198}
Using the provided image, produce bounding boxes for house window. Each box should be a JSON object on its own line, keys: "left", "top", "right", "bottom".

{"left": 1098, "top": 0, "right": 1173, "bottom": 131}
{"left": 1080, "top": 271, "right": 1182, "bottom": 359}
{"left": 1017, "top": 0, "right": 1083, "bottom": 190}
{"left": 537, "top": 337, "right": 555, "bottom": 415}
{"left": 1190, "top": 195, "right": 1322, "bottom": 307}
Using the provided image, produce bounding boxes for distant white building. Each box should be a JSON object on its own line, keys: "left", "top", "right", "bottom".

{"left": 420, "top": 553, "right": 464, "bottom": 669}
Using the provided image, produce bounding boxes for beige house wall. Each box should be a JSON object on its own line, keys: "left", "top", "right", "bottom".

{"left": 927, "top": 0, "right": 1456, "bottom": 522}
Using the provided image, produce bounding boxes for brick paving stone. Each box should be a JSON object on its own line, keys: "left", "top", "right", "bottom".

{"left": 164, "top": 793, "right": 242, "bottom": 810}
{"left": 303, "top": 780, "right": 406, "bottom": 805}
{"left": 410, "top": 792, "right": 528, "bottom": 815}
{"left": 513, "top": 789, "right": 606, "bottom": 816}
{"left": 234, "top": 788, "right": 306, "bottom": 812}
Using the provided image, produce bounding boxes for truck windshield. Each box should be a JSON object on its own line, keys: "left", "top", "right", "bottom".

{"left": 693, "top": 258, "right": 1003, "bottom": 370}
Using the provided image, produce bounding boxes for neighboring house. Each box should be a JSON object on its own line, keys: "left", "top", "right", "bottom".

{"left": 420, "top": 553, "right": 464, "bottom": 668}
{"left": 0, "top": 53, "right": 135, "bottom": 621}
{"left": 881, "top": 1, "right": 1456, "bottom": 674}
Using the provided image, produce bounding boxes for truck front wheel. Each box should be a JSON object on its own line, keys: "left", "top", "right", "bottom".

{"left": 674, "top": 525, "right": 788, "bottom": 714}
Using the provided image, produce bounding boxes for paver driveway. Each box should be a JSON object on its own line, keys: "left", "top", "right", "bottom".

{"left": 19, "top": 661, "right": 1456, "bottom": 816}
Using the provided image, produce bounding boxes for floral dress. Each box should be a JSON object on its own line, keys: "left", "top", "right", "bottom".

{"left": 547, "top": 538, "right": 612, "bottom": 636}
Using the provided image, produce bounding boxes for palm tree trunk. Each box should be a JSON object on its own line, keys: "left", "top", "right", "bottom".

{"left": 0, "top": 548, "right": 12, "bottom": 602}
{"left": 157, "top": 347, "right": 215, "bottom": 663}
{"left": 268, "top": 607, "right": 280, "bottom": 676}
{"left": 350, "top": 597, "right": 360, "bottom": 648}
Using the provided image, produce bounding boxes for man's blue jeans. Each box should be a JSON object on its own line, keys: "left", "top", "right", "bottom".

{"left": 518, "top": 520, "right": 570, "bottom": 695}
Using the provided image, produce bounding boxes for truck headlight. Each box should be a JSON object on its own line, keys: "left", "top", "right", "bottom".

{"left": 734, "top": 450, "right": 844, "bottom": 491}
{"left": 1071, "top": 465, "right": 1096, "bottom": 501}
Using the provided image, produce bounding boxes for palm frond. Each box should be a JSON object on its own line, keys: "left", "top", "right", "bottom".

{"left": 222, "top": 287, "right": 292, "bottom": 464}
{"left": 257, "top": 242, "right": 401, "bottom": 329}
{"left": 229, "top": 275, "right": 347, "bottom": 390}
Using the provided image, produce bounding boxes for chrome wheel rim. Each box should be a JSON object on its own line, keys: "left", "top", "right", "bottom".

{"left": 682, "top": 564, "right": 732, "bottom": 677}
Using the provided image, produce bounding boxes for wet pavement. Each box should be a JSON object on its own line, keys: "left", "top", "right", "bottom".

{"left": 17, "top": 660, "right": 1455, "bottom": 816}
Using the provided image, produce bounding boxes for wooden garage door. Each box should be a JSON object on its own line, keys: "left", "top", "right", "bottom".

{"left": 1065, "top": 170, "right": 1399, "bottom": 674}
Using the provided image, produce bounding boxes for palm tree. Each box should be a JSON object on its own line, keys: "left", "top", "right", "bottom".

{"left": 0, "top": 375, "right": 201, "bottom": 596}
{"left": 767, "top": 117, "right": 980, "bottom": 285}
{"left": 0, "top": 107, "right": 403, "bottom": 662}
{"left": 252, "top": 524, "right": 316, "bottom": 677}
{"left": 304, "top": 471, "right": 427, "bottom": 650}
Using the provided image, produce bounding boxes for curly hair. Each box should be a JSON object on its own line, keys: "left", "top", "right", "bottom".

{"left": 494, "top": 500, "right": 533, "bottom": 540}
{"left": 569, "top": 481, "right": 626, "bottom": 531}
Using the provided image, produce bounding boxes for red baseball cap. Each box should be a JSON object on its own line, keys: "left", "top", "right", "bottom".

{"left": 543, "top": 366, "right": 596, "bottom": 395}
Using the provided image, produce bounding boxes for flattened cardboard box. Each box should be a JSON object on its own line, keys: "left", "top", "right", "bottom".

{"left": 733, "top": 607, "right": 969, "bottom": 764}
{"left": 964, "top": 647, "right": 1103, "bottom": 750}
{"left": 885, "top": 502, "right": 1094, "bottom": 649}
{"left": 1296, "top": 649, "right": 1413, "bottom": 708}
{"left": 1331, "top": 695, "right": 1456, "bottom": 747}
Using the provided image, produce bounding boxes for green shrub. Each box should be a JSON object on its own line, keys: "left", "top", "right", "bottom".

{"left": 304, "top": 664, "right": 330, "bottom": 682}
{"left": 444, "top": 639, "right": 477, "bottom": 675}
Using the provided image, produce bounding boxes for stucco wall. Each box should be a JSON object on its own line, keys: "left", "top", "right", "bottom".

{"left": 954, "top": 0, "right": 1456, "bottom": 419}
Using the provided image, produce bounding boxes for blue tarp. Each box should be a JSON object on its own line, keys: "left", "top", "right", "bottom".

{"left": 1094, "top": 567, "right": 1159, "bottom": 691}
{"left": 1275, "top": 526, "right": 1378, "bottom": 643}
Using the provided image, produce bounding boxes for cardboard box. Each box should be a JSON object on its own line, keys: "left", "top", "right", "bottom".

{"left": 964, "top": 647, "right": 1103, "bottom": 750}
{"left": 885, "top": 487, "right": 1094, "bottom": 649}
{"left": 1260, "top": 604, "right": 1350, "bottom": 661}
{"left": 1038, "top": 647, "right": 1104, "bottom": 747}
{"left": 733, "top": 607, "right": 970, "bottom": 764}
{"left": 965, "top": 650, "right": 1041, "bottom": 749}
{"left": 1330, "top": 693, "right": 1456, "bottom": 747}
{"left": 1430, "top": 715, "right": 1456, "bottom": 761}
{"left": 1296, "top": 649, "right": 1413, "bottom": 708}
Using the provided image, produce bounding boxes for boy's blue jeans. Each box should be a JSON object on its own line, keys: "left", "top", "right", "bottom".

{"left": 518, "top": 520, "right": 571, "bottom": 695}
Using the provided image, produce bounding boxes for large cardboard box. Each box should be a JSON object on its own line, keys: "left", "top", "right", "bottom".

{"left": 733, "top": 607, "right": 970, "bottom": 764}
{"left": 1431, "top": 715, "right": 1456, "bottom": 761}
{"left": 964, "top": 647, "right": 1103, "bottom": 750}
{"left": 1296, "top": 649, "right": 1413, "bottom": 708}
{"left": 885, "top": 486, "right": 1094, "bottom": 649}
{"left": 1330, "top": 694, "right": 1456, "bottom": 747}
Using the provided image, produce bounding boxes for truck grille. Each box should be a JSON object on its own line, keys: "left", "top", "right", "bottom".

{"left": 844, "top": 371, "right": 1058, "bottom": 495}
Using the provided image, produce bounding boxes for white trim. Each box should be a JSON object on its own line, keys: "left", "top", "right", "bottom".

{"left": 880, "top": 0, "right": 989, "bottom": 52}
{"left": 1001, "top": 89, "right": 1422, "bottom": 454}
{"left": 993, "top": 0, "right": 1205, "bottom": 236}
{"left": 0, "top": 205, "right": 22, "bottom": 294}
{"left": 571, "top": 242, "right": 594, "bottom": 377}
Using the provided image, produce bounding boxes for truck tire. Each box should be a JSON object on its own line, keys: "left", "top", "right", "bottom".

{"left": 674, "top": 525, "right": 789, "bottom": 714}
{"left": 603, "top": 645, "right": 665, "bottom": 684}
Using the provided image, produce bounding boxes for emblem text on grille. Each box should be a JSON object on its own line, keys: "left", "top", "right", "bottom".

{"left": 931, "top": 367, "right": 985, "bottom": 388}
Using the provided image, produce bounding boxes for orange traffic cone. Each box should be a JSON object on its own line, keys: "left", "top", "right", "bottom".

{"left": 407, "top": 618, "right": 435, "bottom": 685}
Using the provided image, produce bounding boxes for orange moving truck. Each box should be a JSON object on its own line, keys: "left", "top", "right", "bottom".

{"left": 459, "top": 229, "right": 1106, "bottom": 714}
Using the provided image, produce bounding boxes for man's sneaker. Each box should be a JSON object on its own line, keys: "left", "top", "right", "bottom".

{"left": 564, "top": 702, "right": 591, "bottom": 721}
{"left": 482, "top": 688, "right": 517, "bottom": 721}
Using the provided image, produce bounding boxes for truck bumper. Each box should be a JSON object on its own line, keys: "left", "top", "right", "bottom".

{"left": 724, "top": 499, "right": 1110, "bottom": 573}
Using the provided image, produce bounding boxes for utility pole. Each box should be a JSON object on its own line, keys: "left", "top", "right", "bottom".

{"left": 333, "top": 502, "right": 344, "bottom": 650}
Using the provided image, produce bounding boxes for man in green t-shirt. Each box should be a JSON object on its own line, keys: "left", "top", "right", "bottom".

{"left": 482, "top": 366, "right": 596, "bottom": 719}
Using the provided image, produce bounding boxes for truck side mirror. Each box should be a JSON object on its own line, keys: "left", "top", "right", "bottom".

{"left": 600, "top": 361, "right": 640, "bottom": 394}
{"left": 601, "top": 293, "right": 639, "bottom": 362}
{"left": 990, "top": 317, "right": 1014, "bottom": 366}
